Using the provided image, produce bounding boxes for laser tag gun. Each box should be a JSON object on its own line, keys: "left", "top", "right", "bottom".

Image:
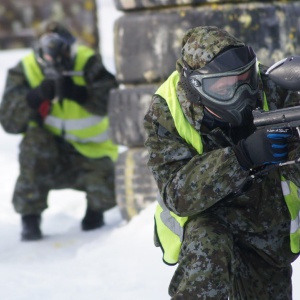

{"left": 252, "top": 56, "right": 300, "bottom": 166}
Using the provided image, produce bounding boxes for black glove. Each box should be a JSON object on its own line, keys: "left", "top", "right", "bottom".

{"left": 26, "top": 80, "right": 55, "bottom": 109}
{"left": 62, "top": 76, "right": 88, "bottom": 104}
{"left": 233, "top": 127, "right": 292, "bottom": 169}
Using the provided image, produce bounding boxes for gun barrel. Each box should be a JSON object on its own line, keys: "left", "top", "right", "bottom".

{"left": 62, "top": 71, "right": 84, "bottom": 76}
{"left": 253, "top": 105, "right": 300, "bottom": 127}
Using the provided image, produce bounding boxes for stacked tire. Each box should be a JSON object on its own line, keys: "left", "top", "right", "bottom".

{"left": 109, "top": 85, "right": 159, "bottom": 221}
{"left": 109, "top": 0, "right": 300, "bottom": 220}
{"left": 0, "top": 0, "right": 99, "bottom": 50}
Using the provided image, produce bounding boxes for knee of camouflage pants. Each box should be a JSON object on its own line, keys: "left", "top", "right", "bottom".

{"left": 19, "top": 126, "right": 59, "bottom": 181}
{"left": 169, "top": 215, "right": 234, "bottom": 299}
{"left": 169, "top": 215, "right": 294, "bottom": 300}
{"left": 13, "top": 127, "right": 58, "bottom": 214}
{"left": 84, "top": 157, "right": 116, "bottom": 212}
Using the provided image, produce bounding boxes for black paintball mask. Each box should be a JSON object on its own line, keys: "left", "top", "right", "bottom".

{"left": 36, "top": 32, "right": 73, "bottom": 79}
{"left": 183, "top": 46, "right": 259, "bottom": 127}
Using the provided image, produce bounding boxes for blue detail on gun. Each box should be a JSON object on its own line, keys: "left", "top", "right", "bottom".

{"left": 253, "top": 56, "right": 300, "bottom": 167}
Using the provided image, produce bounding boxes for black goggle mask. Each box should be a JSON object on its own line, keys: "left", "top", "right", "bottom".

{"left": 36, "top": 33, "right": 71, "bottom": 72}
{"left": 183, "top": 46, "right": 259, "bottom": 105}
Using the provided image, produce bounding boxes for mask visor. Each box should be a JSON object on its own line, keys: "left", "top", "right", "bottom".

{"left": 202, "top": 61, "right": 258, "bottom": 101}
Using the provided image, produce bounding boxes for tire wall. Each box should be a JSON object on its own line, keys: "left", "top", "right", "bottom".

{"left": 114, "top": 2, "right": 300, "bottom": 84}
{"left": 115, "top": 148, "right": 158, "bottom": 221}
{"left": 111, "top": 0, "right": 300, "bottom": 220}
{"left": 114, "top": 0, "right": 297, "bottom": 11}
{"left": 0, "top": 0, "right": 99, "bottom": 50}
{"left": 110, "top": 85, "right": 160, "bottom": 221}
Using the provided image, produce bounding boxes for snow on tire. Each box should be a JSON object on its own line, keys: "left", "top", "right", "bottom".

{"left": 115, "top": 147, "right": 158, "bottom": 221}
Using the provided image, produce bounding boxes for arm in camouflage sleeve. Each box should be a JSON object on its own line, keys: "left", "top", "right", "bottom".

{"left": 144, "top": 94, "right": 250, "bottom": 217}
{"left": 0, "top": 62, "right": 36, "bottom": 134}
{"left": 81, "top": 54, "right": 118, "bottom": 115}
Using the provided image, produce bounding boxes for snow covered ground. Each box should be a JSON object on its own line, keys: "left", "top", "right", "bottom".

{"left": 0, "top": 1, "right": 299, "bottom": 299}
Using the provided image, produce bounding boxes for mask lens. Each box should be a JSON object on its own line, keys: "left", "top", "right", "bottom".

{"left": 203, "top": 75, "right": 237, "bottom": 100}
{"left": 202, "top": 63, "right": 258, "bottom": 101}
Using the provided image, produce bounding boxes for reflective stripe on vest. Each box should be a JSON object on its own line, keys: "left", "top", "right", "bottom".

{"left": 44, "top": 114, "right": 110, "bottom": 143}
{"left": 22, "top": 49, "right": 118, "bottom": 161}
{"left": 154, "top": 71, "right": 203, "bottom": 265}
{"left": 281, "top": 177, "right": 300, "bottom": 253}
{"left": 155, "top": 195, "right": 188, "bottom": 265}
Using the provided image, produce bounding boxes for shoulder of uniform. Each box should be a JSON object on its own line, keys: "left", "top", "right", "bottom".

{"left": 148, "top": 93, "right": 177, "bottom": 134}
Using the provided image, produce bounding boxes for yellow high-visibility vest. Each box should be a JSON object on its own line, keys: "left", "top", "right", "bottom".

{"left": 281, "top": 177, "right": 300, "bottom": 253}
{"left": 154, "top": 71, "right": 203, "bottom": 265}
{"left": 22, "top": 46, "right": 118, "bottom": 161}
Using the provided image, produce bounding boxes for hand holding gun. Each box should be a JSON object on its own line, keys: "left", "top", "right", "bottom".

{"left": 252, "top": 56, "right": 300, "bottom": 167}
{"left": 42, "top": 61, "right": 83, "bottom": 102}
{"left": 231, "top": 56, "right": 300, "bottom": 193}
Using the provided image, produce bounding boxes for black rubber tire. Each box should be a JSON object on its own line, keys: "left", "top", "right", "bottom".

{"left": 114, "top": 0, "right": 249, "bottom": 11}
{"left": 114, "top": 2, "right": 300, "bottom": 84}
{"left": 0, "top": 0, "right": 99, "bottom": 50}
{"left": 115, "top": 147, "right": 158, "bottom": 221}
{"left": 108, "top": 84, "right": 159, "bottom": 147}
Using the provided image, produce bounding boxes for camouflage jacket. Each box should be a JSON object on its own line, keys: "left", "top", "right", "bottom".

{"left": 0, "top": 49, "right": 117, "bottom": 134}
{"left": 144, "top": 64, "right": 300, "bottom": 233}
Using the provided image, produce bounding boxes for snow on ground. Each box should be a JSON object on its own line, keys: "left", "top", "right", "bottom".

{"left": 0, "top": 62, "right": 174, "bottom": 298}
{"left": 0, "top": 1, "right": 300, "bottom": 299}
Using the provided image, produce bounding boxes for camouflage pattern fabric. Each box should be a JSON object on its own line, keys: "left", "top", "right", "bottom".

{"left": 176, "top": 26, "right": 244, "bottom": 71}
{"left": 143, "top": 26, "right": 300, "bottom": 299}
{"left": 170, "top": 215, "right": 294, "bottom": 299}
{"left": 12, "top": 126, "right": 115, "bottom": 215}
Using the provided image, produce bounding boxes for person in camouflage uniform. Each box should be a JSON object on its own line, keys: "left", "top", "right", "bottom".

{"left": 144, "top": 26, "right": 300, "bottom": 299}
{"left": 0, "top": 21, "right": 118, "bottom": 241}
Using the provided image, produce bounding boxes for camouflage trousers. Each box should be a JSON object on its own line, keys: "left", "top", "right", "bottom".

{"left": 169, "top": 214, "right": 298, "bottom": 300}
{"left": 13, "top": 126, "right": 116, "bottom": 215}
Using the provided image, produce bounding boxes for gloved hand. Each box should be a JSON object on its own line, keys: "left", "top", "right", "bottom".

{"left": 62, "top": 76, "right": 88, "bottom": 104}
{"left": 233, "top": 127, "right": 292, "bottom": 169}
{"left": 26, "top": 80, "right": 55, "bottom": 118}
{"left": 26, "top": 80, "right": 55, "bottom": 109}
